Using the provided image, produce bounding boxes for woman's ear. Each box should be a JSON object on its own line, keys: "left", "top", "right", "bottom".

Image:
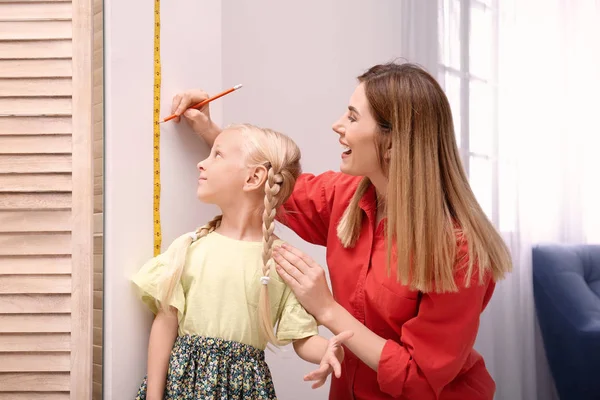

{"left": 243, "top": 165, "right": 268, "bottom": 192}
{"left": 384, "top": 136, "right": 392, "bottom": 160}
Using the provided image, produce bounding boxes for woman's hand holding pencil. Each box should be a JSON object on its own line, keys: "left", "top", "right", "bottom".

{"left": 168, "top": 85, "right": 241, "bottom": 146}
{"left": 169, "top": 88, "right": 211, "bottom": 124}
{"left": 166, "top": 84, "right": 242, "bottom": 123}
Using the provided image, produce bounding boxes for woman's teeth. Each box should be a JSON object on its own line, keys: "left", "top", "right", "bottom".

{"left": 342, "top": 145, "right": 352, "bottom": 155}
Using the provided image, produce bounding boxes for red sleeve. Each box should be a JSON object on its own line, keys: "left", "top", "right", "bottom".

{"left": 277, "top": 171, "right": 338, "bottom": 247}
{"left": 377, "top": 242, "right": 494, "bottom": 398}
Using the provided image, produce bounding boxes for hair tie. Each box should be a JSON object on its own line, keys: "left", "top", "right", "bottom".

{"left": 259, "top": 276, "right": 270, "bottom": 285}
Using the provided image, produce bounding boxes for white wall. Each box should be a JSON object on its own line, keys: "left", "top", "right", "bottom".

{"left": 104, "top": 1, "right": 403, "bottom": 398}
{"left": 103, "top": 0, "right": 222, "bottom": 398}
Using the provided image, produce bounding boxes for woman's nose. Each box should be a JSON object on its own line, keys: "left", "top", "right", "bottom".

{"left": 197, "top": 160, "right": 205, "bottom": 171}
{"left": 332, "top": 117, "right": 346, "bottom": 136}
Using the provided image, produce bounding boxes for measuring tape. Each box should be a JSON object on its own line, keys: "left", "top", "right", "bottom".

{"left": 153, "top": 0, "right": 162, "bottom": 256}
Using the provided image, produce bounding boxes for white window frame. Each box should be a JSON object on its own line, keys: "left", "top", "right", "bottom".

{"left": 439, "top": 0, "right": 501, "bottom": 227}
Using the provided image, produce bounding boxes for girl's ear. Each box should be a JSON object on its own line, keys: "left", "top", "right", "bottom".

{"left": 243, "top": 165, "right": 268, "bottom": 192}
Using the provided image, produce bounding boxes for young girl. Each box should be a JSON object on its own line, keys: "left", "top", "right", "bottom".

{"left": 131, "top": 123, "right": 350, "bottom": 400}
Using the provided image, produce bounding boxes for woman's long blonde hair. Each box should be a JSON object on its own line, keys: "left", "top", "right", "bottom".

{"left": 155, "top": 123, "right": 301, "bottom": 345}
{"left": 337, "top": 62, "right": 512, "bottom": 292}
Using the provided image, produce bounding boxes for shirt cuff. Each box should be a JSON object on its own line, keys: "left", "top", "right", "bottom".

{"left": 377, "top": 339, "right": 410, "bottom": 397}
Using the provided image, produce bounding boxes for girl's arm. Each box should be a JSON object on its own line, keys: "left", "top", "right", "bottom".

{"left": 293, "top": 335, "right": 328, "bottom": 364}
{"left": 146, "top": 307, "right": 179, "bottom": 400}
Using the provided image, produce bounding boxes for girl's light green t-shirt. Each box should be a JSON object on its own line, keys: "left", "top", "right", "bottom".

{"left": 131, "top": 231, "right": 318, "bottom": 349}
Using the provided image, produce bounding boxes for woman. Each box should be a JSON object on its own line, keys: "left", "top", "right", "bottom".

{"left": 170, "top": 62, "right": 512, "bottom": 400}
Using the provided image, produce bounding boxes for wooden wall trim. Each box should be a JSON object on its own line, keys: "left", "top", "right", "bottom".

{"left": 70, "top": 0, "right": 94, "bottom": 397}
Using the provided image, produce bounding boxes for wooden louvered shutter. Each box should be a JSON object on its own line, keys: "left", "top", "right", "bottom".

{"left": 91, "top": 0, "right": 103, "bottom": 397}
{"left": 0, "top": 0, "right": 94, "bottom": 399}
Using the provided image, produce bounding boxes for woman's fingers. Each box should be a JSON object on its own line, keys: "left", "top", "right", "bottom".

{"left": 331, "top": 356, "right": 342, "bottom": 378}
{"left": 333, "top": 330, "right": 354, "bottom": 345}
{"left": 182, "top": 109, "right": 207, "bottom": 125}
{"left": 273, "top": 255, "right": 303, "bottom": 284}
{"left": 273, "top": 245, "right": 311, "bottom": 274}
{"left": 281, "top": 243, "right": 317, "bottom": 267}
{"left": 173, "top": 93, "right": 190, "bottom": 116}
{"left": 304, "top": 363, "right": 329, "bottom": 382}
{"left": 171, "top": 90, "right": 210, "bottom": 118}
{"left": 311, "top": 377, "right": 327, "bottom": 389}
{"left": 170, "top": 94, "right": 182, "bottom": 122}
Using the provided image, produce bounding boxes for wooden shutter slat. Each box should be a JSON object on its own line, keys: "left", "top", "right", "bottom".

{"left": 0, "top": 393, "right": 69, "bottom": 399}
{"left": 0, "top": 0, "right": 70, "bottom": 2}
{"left": 93, "top": 83, "right": 102, "bottom": 105}
{"left": 0, "top": 333, "right": 70, "bottom": 352}
{"left": 0, "top": 21, "right": 72, "bottom": 40}
{"left": 92, "top": 102, "right": 101, "bottom": 123}
{"left": 0, "top": 98, "right": 71, "bottom": 116}
{"left": 94, "top": 175, "right": 102, "bottom": 197}
{"left": 0, "top": 193, "right": 72, "bottom": 210}
{"left": 0, "top": 154, "right": 71, "bottom": 173}
{"left": 0, "top": 233, "right": 71, "bottom": 256}
{"left": 0, "top": 314, "right": 70, "bottom": 333}
{"left": 0, "top": 59, "right": 72, "bottom": 78}
{"left": 0, "top": 275, "right": 71, "bottom": 294}
{"left": 0, "top": 78, "right": 71, "bottom": 97}
{"left": 93, "top": 326, "right": 101, "bottom": 346}
{"left": 93, "top": 272, "right": 102, "bottom": 291}
{"left": 0, "top": 353, "right": 70, "bottom": 372}
{"left": 93, "top": 364, "right": 101, "bottom": 384}
{"left": 93, "top": 309, "right": 101, "bottom": 327}
{"left": 0, "top": 256, "right": 71, "bottom": 274}
{"left": 0, "top": 39, "right": 71, "bottom": 59}
{"left": 0, "top": 372, "right": 70, "bottom": 391}
{"left": 0, "top": 174, "right": 71, "bottom": 192}
{"left": 93, "top": 255, "right": 102, "bottom": 272}
{"left": 93, "top": 47, "right": 102, "bottom": 70}
{"left": 93, "top": 345, "right": 101, "bottom": 362}
{"left": 0, "top": 135, "right": 71, "bottom": 154}
{"left": 0, "top": 3, "right": 72, "bottom": 20}
{"left": 93, "top": 234, "right": 102, "bottom": 254}
{"left": 93, "top": 121, "right": 102, "bottom": 141}
{"left": 0, "top": 210, "right": 71, "bottom": 232}
{"left": 93, "top": 290, "right": 101, "bottom": 311}
{"left": 0, "top": 117, "right": 71, "bottom": 135}
{"left": 0, "top": 294, "right": 70, "bottom": 313}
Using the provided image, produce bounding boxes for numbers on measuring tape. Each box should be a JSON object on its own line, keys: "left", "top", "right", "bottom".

{"left": 153, "top": 0, "right": 162, "bottom": 256}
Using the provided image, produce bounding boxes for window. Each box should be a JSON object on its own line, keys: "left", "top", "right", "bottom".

{"left": 438, "top": 0, "right": 502, "bottom": 228}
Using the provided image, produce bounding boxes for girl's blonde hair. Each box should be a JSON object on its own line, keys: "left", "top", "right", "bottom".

{"left": 337, "top": 62, "right": 512, "bottom": 293}
{"left": 156, "top": 123, "right": 301, "bottom": 345}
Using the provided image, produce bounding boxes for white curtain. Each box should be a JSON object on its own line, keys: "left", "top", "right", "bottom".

{"left": 399, "top": 0, "right": 440, "bottom": 73}
{"left": 429, "top": 0, "right": 600, "bottom": 399}
{"left": 494, "top": 1, "right": 600, "bottom": 399}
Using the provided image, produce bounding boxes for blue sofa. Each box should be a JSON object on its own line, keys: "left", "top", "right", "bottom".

{"left": 532, "top": 245, "right": 600, "bottom": 400}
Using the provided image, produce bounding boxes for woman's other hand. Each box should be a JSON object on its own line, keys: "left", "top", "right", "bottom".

{"left": 273, "top": 243, "right": 337, "bottom": 323}
{"left": 304, "top": 330, "right": 353, "bottom": 389}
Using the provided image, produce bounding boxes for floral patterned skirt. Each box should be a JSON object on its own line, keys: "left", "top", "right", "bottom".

{"left": 135, "top": 335, "right": 277, "bottom": 400}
